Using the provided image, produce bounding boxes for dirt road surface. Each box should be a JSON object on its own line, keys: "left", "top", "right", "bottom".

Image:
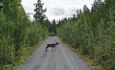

{"left": 15, "top": 37, "right": 91, "bottom": 70}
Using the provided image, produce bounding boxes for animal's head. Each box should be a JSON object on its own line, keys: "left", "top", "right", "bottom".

{"left": 55, "top": 41, "right": 59, "bottom": 45}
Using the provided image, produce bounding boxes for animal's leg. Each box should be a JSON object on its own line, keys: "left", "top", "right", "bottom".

{"left": 52, "top": 47, "right": 54, "bottom": 51}
{"left": 46, "top": 46, "right": 48, "bottom": 52}
{"left": 52, "top": 47, "right": 56, "bottom": 51}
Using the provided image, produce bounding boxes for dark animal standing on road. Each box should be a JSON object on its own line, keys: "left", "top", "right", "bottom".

{"left": 46, "top": 41, "right": 59, "bottom": 52}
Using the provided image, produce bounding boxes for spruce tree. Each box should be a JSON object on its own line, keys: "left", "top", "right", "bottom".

{"left": 33, "top": 0, "right": 47, "bottom": 23}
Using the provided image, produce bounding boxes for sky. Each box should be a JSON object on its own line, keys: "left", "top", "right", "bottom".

{"left": 21, "top": 0, "right": 95, "bottom": 21}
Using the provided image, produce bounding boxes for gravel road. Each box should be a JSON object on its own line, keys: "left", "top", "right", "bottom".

{"left": 15, "top": 37, "right": 91, "bottom": 70}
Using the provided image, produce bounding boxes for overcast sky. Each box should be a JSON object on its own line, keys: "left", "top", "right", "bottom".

{"left": 21, "top": 0, "right": 95, "bottom": 21}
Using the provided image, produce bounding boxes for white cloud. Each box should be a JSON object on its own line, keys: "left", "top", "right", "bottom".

{"left": 21, "top": 0, "right": 95, "bottom": 21}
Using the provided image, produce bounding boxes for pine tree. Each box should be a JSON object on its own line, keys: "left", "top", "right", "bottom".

{"left": 33, "top": 0, "right": 47, "bottom": 23}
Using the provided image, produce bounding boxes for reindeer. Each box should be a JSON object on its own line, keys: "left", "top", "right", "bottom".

{"left": 45, "top": 41, "right": 59, "bottom": 52}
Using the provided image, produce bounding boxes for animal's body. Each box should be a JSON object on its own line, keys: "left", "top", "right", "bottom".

{"left": 46, "top": 41, "right": 59, "bottom": 52}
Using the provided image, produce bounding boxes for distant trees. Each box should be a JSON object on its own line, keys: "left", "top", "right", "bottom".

{"left": 48, "top": 20, "right": 57, "bottom": 35}
{"left": 57, "top": 0, "right": 115, "bottom": 70}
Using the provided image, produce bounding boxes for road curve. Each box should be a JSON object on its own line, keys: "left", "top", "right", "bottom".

{"left": 15, "top": 37, "right": 91, "bottom": 70}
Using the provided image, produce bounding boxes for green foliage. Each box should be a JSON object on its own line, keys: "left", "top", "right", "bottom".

{"left": 57, "top": 0, "right": 115, "bottom": 70}
{"left": 0, "top": 0, "right": 48, "bottom": 69}
{"left": 33, "top": 0, "right": 47, "bottom": 23}
{"left": 48, "top": 20, "right": 57, "bottom": 36}
{"left": 25, "top": 23, "right": 48, "bottom": 47}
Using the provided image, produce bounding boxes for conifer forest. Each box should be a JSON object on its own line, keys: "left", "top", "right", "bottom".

{"left": 0, "top": 0, "right": 115, "bottom": 70}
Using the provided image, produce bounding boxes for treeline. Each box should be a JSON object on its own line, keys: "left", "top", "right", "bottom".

{"left": 46, "top": 20, "right": 57, "bottom": 36}
{"left": 0, "top": 0, "right": 48, "bottom": 69}
{"left": 57, "top": 0, "right": 115, "bottom": 70}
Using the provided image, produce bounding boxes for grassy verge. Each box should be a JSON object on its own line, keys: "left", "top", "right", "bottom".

{"left": 2, "top": 39, "right": 47, "bottom": 70}
{"left": 58, "top": 38, "right": 102, "bottom": 70}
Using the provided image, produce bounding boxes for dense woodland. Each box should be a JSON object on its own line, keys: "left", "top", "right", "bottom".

{"left": 57, "top": 0, "right": 115, "bottom": 70}
{"left": 0, "top": 0, "right": 115, "bottom": 70}
{"left": 0, "top": 0, "right": 48, "bottom": 69}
